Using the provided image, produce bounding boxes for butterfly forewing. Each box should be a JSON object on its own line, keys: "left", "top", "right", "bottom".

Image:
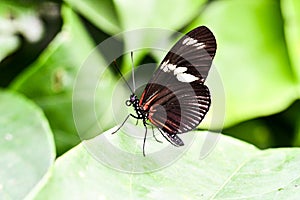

{"left": 139, "top": 26, "right": 216, "bottom": 144}
{"left": 141, "top": 26, "right": 216, "bottom": 102}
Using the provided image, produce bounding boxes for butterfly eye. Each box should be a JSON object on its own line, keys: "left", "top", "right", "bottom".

{"left": 130, "top": 94, "right": 136, "bottom": 101}
{"left": 125, "top": 100, "right": 132, "bottom": 106}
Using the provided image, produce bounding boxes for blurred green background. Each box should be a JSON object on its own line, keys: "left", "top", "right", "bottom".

{"left": 1, "top": 0, "right": 300, "bottom": 198}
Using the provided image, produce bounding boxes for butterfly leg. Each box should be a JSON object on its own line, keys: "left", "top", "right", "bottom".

{"left": 151, "top": 125, "right": 163, "bottom": 143}
{"left": 145, "top": 122, "right": 162, "bottom": 143}
{"left": 142, "top": 120, "right": 148, "bottom": 157}
{"left": 112, "top": 114, "right": 140, "bottom": 134}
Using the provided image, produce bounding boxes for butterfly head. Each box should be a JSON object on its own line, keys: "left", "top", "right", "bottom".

{"left": 125, "top": 94, "right": 138, "bottom": 106}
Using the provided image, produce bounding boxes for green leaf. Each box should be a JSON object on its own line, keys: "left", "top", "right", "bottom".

{"left": 34, "top": 129, "right": 300, "bottom": 199}
{"left": 282, "top": 0, "right": 300, "bottom": 93}
{"left": 0, "top": 90, "right": 55, "bottom": 199}
{"left": 190, "top": 0, "right": 298, "bottom": 127}
{"left": 63, "top": 0, "right": 207, "bottom": 34}
{"left": 10, "top": 5, "right": 111, "bottom": 155}
{"left": 114, "top": 0, "right": 206, "bottom": 30}
{"left": 63, "top": 0, "right": 120, "bottom": 34}
{"left": 115, "top": 0, "right": 207, "bottom": 71}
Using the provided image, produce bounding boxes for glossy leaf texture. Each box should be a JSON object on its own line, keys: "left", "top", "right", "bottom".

{"left": 34, "top": 129, "right": 300, "bottom": 199}
{"left": 0, "top": 90, "right": 55, "bottom": 199}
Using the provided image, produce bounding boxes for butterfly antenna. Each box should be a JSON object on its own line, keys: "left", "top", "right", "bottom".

{"left": 131, "top": 51, "right": 136, "bottom": 92}
{"left": 113, "top": 60, "right": 134, "bottom": 94}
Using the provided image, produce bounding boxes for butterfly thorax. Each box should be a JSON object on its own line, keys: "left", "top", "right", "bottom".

{"left": 126, "top": 94, "right": 149, "bottom": 120}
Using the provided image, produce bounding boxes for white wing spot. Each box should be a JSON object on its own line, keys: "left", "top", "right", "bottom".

{"left": 194, "top": 42, "right": 206, "bottom": 49}
{"left": 176, "top": 73, "right": 199, "bottom": 82}
{"left": 182, "top": 37, "right": 198, "bottom": 45}
{"left": 162, "top": 62, "right": 176, "bottom": 72}
{"left": 173, "top": 66, "right": 199, "bottom": 82}
{"left": 167, "top": 64, "right": 176, "bottom": 71}
{"left": 174, "top": 67, "right": 187, "bottom": 75}
{"left": 160, "top": 60, "right": 169, "bottom": 71}
{"left": 182, "top": 38, "right": 189, "bottom": 44}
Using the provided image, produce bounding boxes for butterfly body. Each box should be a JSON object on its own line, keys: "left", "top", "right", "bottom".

{"left": 113, "top": 26, "right": 216, "bottom": 156}
{"left": 126, "top": 94, "right": 148, "bottom": 121}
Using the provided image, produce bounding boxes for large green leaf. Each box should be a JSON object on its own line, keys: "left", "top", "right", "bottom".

{"left": 63, "top": 0, "right": 120, "bottom": 34}
{"left": 0, "top": 90, "right": 55, "bottom": 199}
{"left": 64, "top": 0, "right": 209, "bottom": 74}
{"left": 34, "top": 129, "right": 300, "bottom": 199}
{"left": 114, "top": 0, "right": 206, "bottom": 30}
{"left": 63, "top": 0, "right": 206, "bottom": 34}
{"left": 10, "top": 5, "right": 111, "bottom": 155}
{"left": 116, "top": 0, "right": 208, "bottom": 73}
{"left": 190, "top": 0, "right": 298, "bottom": 127}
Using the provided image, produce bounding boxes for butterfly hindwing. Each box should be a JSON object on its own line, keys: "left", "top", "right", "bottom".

{"left": 146, "top": 75, "right": 210, "bottom": 135}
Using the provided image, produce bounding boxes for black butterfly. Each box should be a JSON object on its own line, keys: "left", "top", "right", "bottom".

{"left": 113, "top": 26, "right": 217, "bottom": 156}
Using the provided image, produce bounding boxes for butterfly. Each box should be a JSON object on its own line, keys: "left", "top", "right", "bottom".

{"left": 112, "top": 26, "right": 217, "bottom": 156}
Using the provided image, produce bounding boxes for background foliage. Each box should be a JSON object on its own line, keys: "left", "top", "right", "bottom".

{"left": 1, "top": 0, "right": 300, "bottom": 199}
